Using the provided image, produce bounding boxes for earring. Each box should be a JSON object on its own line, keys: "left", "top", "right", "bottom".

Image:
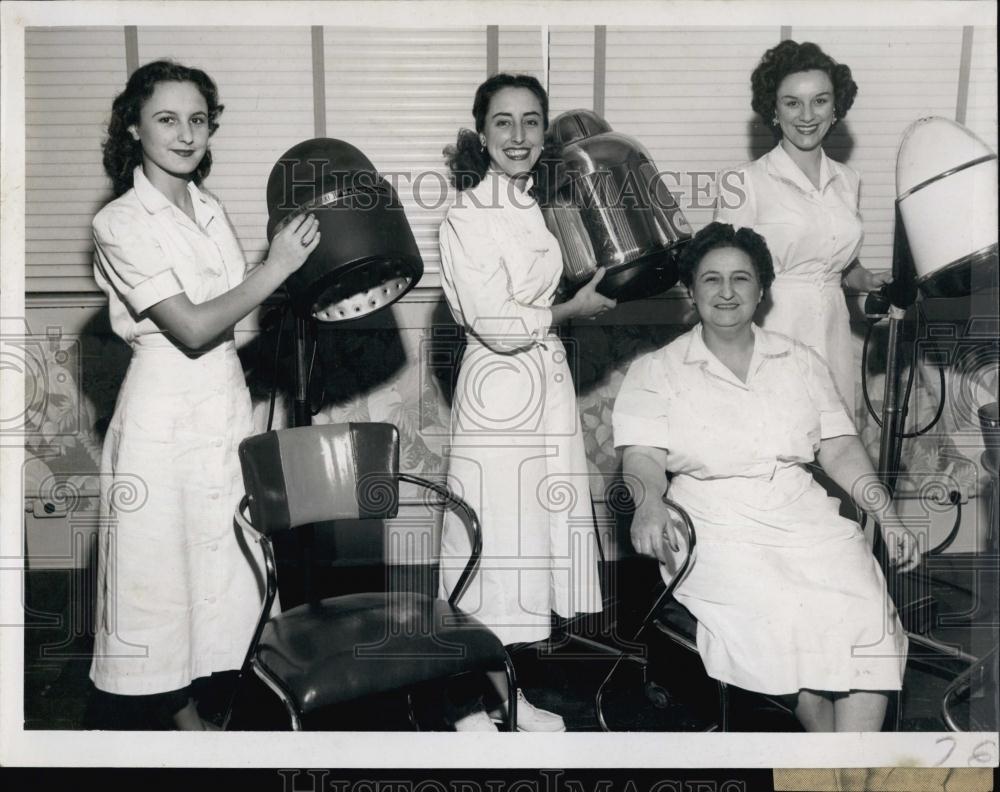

{"left": 771, "top": 118, "right": 779, "bottom": 127}
{"left": 832, "top": 117, "right": 839, "bottom": 126}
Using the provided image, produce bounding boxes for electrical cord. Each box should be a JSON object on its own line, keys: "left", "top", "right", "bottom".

{"left": 265, "top": 302, "right": 289, "bottom": 432}
{"left": 861, "top": 303, "right": 946, "bottom": 437}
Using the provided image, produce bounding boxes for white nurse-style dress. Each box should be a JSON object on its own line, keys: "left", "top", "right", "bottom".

{"left": 715, "top": 144, "right": 864, "bottom": 411}
{"left": 613, "top": 324, "right": 907, "bottom": 695}
{"left": 90, "top": 167, "right": 265, "bottom": 695}
{"left": 438, "top": 170, "right": 604, "bottom": 646}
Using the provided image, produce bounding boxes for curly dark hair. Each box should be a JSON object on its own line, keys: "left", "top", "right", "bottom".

{"left": 444, "top": 73, "right": 550, "bottom": 191}
{"left": 677, "top": 222, "right": 775, "bottom": 290}
{"left": 750, "top": 40, "right": 857, "bottom": 138}
{"left": 102, "top": 60, "right": 224, "bottom": 197}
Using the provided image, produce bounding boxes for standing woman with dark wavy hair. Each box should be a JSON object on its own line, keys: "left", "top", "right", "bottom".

{"left": 90, "top": 60, "right": 320, "bottom": 729}
{"left": 437, "top": 73, "right": 616, "bottom": 731}
{"left": 715, "top": 40, "right": 890, "bottom": 411}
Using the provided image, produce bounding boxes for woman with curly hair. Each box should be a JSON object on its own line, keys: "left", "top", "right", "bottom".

{"left": 715, "top": 40, "right": 889, "bottom": 411}
{"left": 614, "top": 222, "right": 918, "bottom": 732}
{"left": 90, "top": 60, "right": 319, "bottom": 728}
{"left": 437, "top": 73, "right": 616, "bottom": 731}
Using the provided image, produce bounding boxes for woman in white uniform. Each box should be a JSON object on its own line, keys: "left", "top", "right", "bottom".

{"left": 438, "top": 73, "right": 616, "bottom": 731}
{"left": 613, "top": 222, "right": 921, "bottom": 731}
{"left": 90, "top": 60, "right": 320, "bottom": 729}
{"left": 715, "top": 40, "right": 891, "bottom": 411}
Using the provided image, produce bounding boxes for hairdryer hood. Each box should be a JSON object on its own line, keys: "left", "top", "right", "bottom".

{"left": 541, "top": 110, "right": 691, "bottom": 302}
{"left": 895, "top": 117, "right": 998, "bottom": 298}
{"left": 266, "top": 138, "right": 423, "bottom": 321}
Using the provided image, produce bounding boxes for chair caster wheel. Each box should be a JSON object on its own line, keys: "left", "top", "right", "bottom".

{"left": 645, "top": 681, "right": 671, "bottom": 709}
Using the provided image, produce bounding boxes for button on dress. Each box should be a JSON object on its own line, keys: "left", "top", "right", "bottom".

{"left": 613, "top": 324, "right": 907, "bottom": 695}
{"left": 90, "top": 167, "right": 265, "bottom": 695}
{"left": 715, "top": 144, "right": 865, "bottom": 410}
{"left": 438, "top": 171, "right": 603, "bottom": 646}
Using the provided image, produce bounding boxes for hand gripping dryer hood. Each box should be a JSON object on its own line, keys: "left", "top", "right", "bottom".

{"left": 538, "top": 110, "right": 692, "bottom": 301}
{"left": 266, "top": 138, "right": 423, "bottom": 321}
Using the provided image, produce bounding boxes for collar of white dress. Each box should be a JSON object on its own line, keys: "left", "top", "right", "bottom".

{"left": 132, "top": 165, "right": 214, "bottom": 218}
{"left": 482, "top": 169, "right": 536, "bottom": 207}
{"left": 764, "top": 143, "right": 840, "bottom": 194}
{"left": 683, "top": 322, "right": 792, "bottom": 372}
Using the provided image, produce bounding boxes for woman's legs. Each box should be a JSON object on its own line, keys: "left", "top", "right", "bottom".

{"left": 833, "top": 690, "right": 889, "bottom": 732}
{"left": 794, "top": 689, "right": 836, "bottom": 732}
{"left": 155, "top": 685, "right": 220, "bottom": 730}
{"left": 790, "top": 689, "right": 889, "bottom": 732}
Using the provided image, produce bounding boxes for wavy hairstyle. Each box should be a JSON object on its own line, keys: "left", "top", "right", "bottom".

{"left": 102, "top": 60, "right": 224, "bottom": 197}
{"left": 750, "top": 40, "right": 858, "bottom": 139}
{"left": 677, "top": 221, "right": 775, "bottom": 290}
{"left": 444, "top": 73, "right": 550, "bottom": 192}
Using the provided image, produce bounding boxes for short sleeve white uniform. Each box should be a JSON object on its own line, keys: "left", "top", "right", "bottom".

{"left": 613, "top": 324, "right": 907, "bottom": 695}
{"left": 90, "top": 167, "right": 265, "bottom": 695}
{"left": 715, "top": 144, "right": 864, "bottom": 410}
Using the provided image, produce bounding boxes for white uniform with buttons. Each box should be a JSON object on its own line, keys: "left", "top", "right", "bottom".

{"left": 90, "top": 166, "right": 264, "bottom": 695}
{"left": 438, "top": 171, "right": 604, "bottom": 646}
{"left": 613, "top": 324, "right": 908, "bottom": 695}
{"left": 715, "top": 144, "right": 865, "bottom": 411}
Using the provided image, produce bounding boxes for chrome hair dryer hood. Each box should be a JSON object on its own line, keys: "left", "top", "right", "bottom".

{"left": 538, "top": 110, "right": 692, "bottom": 301}
{"left": 266, "top": 138, "right": 423, "bottom": 321}
{"left": 896, "top": 117, "right": 998, "bottom": 298}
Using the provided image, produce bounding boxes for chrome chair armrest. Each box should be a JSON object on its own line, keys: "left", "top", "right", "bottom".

{"left": 234, "top": 495, "right": 266, "bottom": 544}
{"left": 941, "top": 644, "right": 999, "bottom": 731}
{"left": 399, "top": 472, "right": 481, "bottom": 607}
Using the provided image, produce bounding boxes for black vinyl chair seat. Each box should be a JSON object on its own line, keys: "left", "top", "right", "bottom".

{"left": 653, "top": 597, "right": 698, "bottom": 652}
{"left": 226, "top": 423, "right": 518, "bottom": 730}
{"left": 257, "top": 592, "right": 508, "bottom": 714}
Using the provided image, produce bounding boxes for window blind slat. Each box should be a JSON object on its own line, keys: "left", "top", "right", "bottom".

{"left": 137, "top": 26, "right": 316, "bottom": 266}
{"left": 966, "top": 28, "right": 998, "bottom": 153}
{"left": 324, "top": 27, "right": 487, "bottom": 279}
{"left": 603, "top": 27, "right": 779, "bottom": 234}
{"left": 25, "top": 27, "right": 124, "bottom": 293}
{"left": 797, "top": 27, "right": 967, "bottom": 272}
{"left": 498, "top": 26, "right": 544, "bottom": 80}
{"left": 549, "top": 27, "right": 595, "bottom": 117}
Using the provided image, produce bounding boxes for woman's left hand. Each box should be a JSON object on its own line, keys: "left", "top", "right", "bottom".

{"left": 862, "top": 267, "right": 893, "bottom": 292}
{"left": 879, "top": 518, "right": 922, "bottom": 573}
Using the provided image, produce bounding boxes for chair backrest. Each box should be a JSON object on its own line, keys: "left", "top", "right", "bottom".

{"left": 239, "top": 422, "right": 400, "bottom": 536}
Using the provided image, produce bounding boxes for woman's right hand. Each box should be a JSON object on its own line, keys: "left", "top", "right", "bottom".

{"left": 266, "top": 213, "right": 321, "bottom": 277}
{"left": 630, "top": 497, "right": 681, "bottom": 565}
{"left": 570, "top": 268, "right": 617, "bottom": 320}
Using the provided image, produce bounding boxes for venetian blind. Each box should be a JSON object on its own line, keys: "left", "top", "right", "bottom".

{"left": 965, "top": 27, "right": 998, "bottom": 155}
{"left": 24, "top": 27, "right": 126, "bottom": 292}
{"left": 137, "top": 27, "right": 316, "bottom": 268}
{"left": 498, "top": 26, "right": 544, "bottom": 82}
{"left": 603, "top": 27, "right": 781, "bottom": 236}
{"left": 548, "top": 27, "right": 595, "bottom": 119}
{"left": 796, "top": 27, "right": 966, "bottom": 273}
{"left": 323, "top": 27, "right": 487, "bottom": 286}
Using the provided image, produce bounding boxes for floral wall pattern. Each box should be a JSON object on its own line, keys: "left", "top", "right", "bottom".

{"left": 22, "top": 306, "right": 996, "bottom": 517}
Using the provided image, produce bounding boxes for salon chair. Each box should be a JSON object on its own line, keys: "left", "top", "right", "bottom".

{"left": 597, "top": 495, "right": 732, "bottom": 731}
{"left": 224, "top": 422, "right": 516, "bottom": 730}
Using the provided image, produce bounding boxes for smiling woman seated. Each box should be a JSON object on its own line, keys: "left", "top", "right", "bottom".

{"left": 612, "top": 222, "right": 922, "bottom": 733}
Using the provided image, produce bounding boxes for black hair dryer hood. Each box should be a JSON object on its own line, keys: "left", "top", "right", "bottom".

{"left": 266, "top": 138, "right": 423, "bottom": 321}
{"left": 539, "top": 110, "right": 692, "bottom": 302}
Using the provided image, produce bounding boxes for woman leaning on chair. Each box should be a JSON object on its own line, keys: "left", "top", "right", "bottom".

{"left": 715, "top": 40, "right": 891, "bottom": 410}
{"left": 613, "top": 222, "right": 921, "bottom": 732}
{"left": 437, "top": 73, "right": 616, "bottom": 731}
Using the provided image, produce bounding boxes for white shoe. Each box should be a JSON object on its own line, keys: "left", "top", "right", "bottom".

{"left": 491, "top": 690, "right": 566, "bottom": 732}
{"left": 452, "top": 705, "right": 499, "bottom": 732}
